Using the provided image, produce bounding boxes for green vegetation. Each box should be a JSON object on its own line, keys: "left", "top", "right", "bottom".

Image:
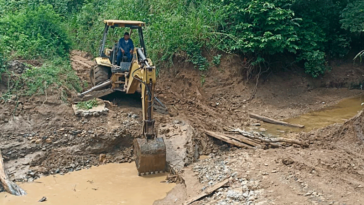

{"left": 0, "top": 4, "right": 71, "bottom": 59}
{"left": 76, "top": 98, "right": 99, "bottom": 110}
{"left": 0, "top": 2, "right": 80, "bottom": 97}
{"left": 2, "top": 59, "right": 81, "bottom": 101}
{"left": 0, "top": 0, "right": 364, "bottom": 99}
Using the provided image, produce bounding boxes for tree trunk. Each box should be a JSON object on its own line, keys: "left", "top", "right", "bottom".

{"left": 249, "top": 113, "right": 304, "bottom": 128}
{"left": 0, "top": 151, "right": 26, "bottom": 196}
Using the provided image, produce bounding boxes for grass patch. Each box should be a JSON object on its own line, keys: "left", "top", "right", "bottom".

{"left": 76, "top": 98, "right": 98, "bottom": 110}
{"left": 4, "top": 57, "right": 81, "bottom": 100}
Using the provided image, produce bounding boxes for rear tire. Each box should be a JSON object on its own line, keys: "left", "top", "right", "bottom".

{"left": 90, "top": 65, "right": 109, "bottom": 86}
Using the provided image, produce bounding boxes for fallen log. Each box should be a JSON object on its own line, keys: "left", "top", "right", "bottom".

{"left": 184, "top": 179, "right": 229, "bottom": 205}
{"left": 249, "top": 113, "right": 304, "bottom": 128}
{"left": 205, "top": 130, "right": 253, "bottom": 148}
{"left": 0, "top": 151, "right": 26, "bottom": 196}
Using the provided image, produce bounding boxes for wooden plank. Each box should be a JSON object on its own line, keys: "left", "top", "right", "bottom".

{"left": 0, "top": 151, "right": 26, "bottom": 196}
{"left": 205, "top": 130, "right": 253, "bottom": 148}
{"left": 249, "top": 113, "right": 304, "bottom": 128}
{"left": 184, "top": 179, "right": 229, "bottom": 205}
{"left": 224, "top": 133, "right": 259, "bottom": 147}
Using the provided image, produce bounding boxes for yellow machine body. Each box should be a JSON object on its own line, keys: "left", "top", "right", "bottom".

{"left": 82, "top": 20, "right": 166, "bottom": 175}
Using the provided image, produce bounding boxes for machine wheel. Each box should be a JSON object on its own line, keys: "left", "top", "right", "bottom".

{"left": 90, "top": 65, "right": 109, "bottom": 86}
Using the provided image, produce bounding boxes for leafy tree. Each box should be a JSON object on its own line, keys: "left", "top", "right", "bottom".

{"left": 341, "top": 0, "right": 364, "bottom": 33}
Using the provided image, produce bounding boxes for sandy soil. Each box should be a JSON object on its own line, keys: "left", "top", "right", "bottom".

{"left": 1, "top": 50, "right": 364, "bottom": 205}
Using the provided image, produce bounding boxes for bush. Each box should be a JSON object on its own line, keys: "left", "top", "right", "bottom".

{"left": 0, "top": 52, "right": 5, "bottom": 79}
{"left": 0, "top": 5, "right": 71, "bottom": 59}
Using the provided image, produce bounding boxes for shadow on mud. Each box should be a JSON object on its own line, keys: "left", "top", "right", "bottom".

{"left": 101, "top": 91, "right": 142, "bottom": 108}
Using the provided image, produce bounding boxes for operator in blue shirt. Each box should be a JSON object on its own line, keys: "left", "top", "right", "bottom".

{"left": 117, "top": 32, "right": 134, "bottom": 65}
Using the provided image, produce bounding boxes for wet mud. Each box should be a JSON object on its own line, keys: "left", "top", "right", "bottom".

{"left": 0, "top": 163, "right": 174, "bottom": 205}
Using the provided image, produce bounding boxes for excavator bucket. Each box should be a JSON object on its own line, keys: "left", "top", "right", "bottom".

{"left": 134, "top": 138, "right": 166, "bottom": 175}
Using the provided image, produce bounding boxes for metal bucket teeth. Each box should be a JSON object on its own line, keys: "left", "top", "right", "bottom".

{"left": 134, "top": 138, "right": 166, "bottom": 175}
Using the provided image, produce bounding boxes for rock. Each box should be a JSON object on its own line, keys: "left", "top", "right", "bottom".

{"left": 131, "top": 114, "right": 139, "bottom": 119}
{"left": 243, "top": 191, "right": 249, "bottom": 198}
{"left": 173, "top": 120, "right": 181, "bottom": 124}
{"left": 248, "top": 196, "right": 255, "bottom": 201}
{"left": 45, "top": 138, "right": 52, "bottom": 144}
{"left": 226, "top": 190, "right": 243, "bottom": 200}
{"left": 28, "top": 177, "right": 34, "bottom": 182}
{"left": 28, "top": 171, "right": 35, "bottom": 177}
{"left": 159, "top": 122, "right": 199, "bottom": 172}
{"left": 259, "top": 128, "right": 267, "bottom": 132}
{"left": 8, "top": 60, "right": 29, "bottom": 74}
{"left": 38, "top": 196, "right": 47, "bottom": 202}
{"left": 99, "top": 154, "right": 106, "bottom": 163}
{"left": 35, "top": 139, "right": 42, "bottom": 144}
{"left": 282, "top": 158, "right": 294, "bottom": 165}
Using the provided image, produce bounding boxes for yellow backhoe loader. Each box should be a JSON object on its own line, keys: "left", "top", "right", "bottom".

{"left": 78, "top": 20, "right": 166, "bottom": 175}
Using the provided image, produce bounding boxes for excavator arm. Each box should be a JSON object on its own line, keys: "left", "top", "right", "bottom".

{"left": 131, "top": 49, "right": 166, "bottom": 175}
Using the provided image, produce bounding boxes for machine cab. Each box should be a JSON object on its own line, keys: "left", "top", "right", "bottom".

{"left": 97, "top": 20, "right": 147, "bottom": 73}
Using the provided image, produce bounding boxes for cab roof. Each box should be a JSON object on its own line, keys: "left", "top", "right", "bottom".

{"left": 104, "top": 20, "right": 145, "bottom": 27}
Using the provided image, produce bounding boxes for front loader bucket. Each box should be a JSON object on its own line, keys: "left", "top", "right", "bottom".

{"left": 134, "top": 138, "right": 166, "bottom": 176}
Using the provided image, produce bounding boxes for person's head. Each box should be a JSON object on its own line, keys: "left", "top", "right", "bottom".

{"left": 124, "top": 32, "right": 130, "bottom": 40}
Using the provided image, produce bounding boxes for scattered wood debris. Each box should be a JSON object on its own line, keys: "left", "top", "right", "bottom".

{"left": 205, "top": 131, "right": 255, "bottom": 148}
{"left": 205, "top": 128, "right": 307, "bottom": 149}
{"left": 184, "top": 178, "right": 230, "bottom": 205}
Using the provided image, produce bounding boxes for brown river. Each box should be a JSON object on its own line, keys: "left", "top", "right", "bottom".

{"left": 262, "top": 94, "right": 364, "bottom": 136}
{"left": 0, "top": 163, "right": 175, "bottom": 205}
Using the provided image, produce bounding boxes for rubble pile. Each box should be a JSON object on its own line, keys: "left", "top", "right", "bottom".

{"left": 192, "top": 152, "right": 263, "bottom": 205}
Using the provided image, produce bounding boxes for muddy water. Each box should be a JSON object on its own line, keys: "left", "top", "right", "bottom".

{"left": 261, "top": 95, "right": 364, "bottom": 136}
{"left": 0, "top": 163, "right": 174, "bottom": 205}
